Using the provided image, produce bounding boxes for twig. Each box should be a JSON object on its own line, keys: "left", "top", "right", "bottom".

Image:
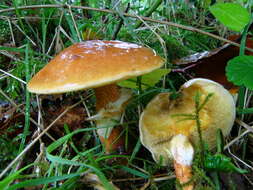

{"left": 1, "top": 4, "right": 253, "bottom": 52}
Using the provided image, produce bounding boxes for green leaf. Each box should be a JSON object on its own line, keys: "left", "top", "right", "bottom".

{"left": 209, "top": 3, "right": 250, "bottom": 32}
{"left": 226, "top": 55, "right": 253, "bottom": 89}
{"left": 204, "top": 153, "right": 247, "bottom": 173}
{"left": 118, "top": 69, "right": 170, "bottom": 89}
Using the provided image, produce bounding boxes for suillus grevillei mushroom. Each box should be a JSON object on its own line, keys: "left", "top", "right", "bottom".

{"left": 139, "top": 78, "right": 236, "bottom": 190}
{"left": 28, "top": 40, "right": 164, "bottom": 153}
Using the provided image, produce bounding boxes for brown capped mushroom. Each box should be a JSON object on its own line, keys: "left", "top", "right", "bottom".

{"left": 139, "top": 78, "right": 236, "bottom": 189}
{"left": 28, "top": 40, "right": 164, "bottom": 153}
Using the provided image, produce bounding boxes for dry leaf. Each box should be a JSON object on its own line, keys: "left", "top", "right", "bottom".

{"left": 173, "top": 35, "right": 253, "bottom": 90}
{"left": 42, "top": 95, "right": 86, "bottom": 137}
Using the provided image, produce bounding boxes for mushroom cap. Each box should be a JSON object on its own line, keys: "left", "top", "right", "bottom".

{"left": 27, "top": 40, "right": 164, "bottom": 94}
{"left": 139, "top": 78, "right": 236, "bottom": 165}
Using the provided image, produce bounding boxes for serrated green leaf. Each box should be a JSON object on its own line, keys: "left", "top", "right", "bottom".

{"left": 226, "top": 55, "right": 253, "bottom": 89}
{"left": 210, "top": 3, "right": 250, "bottom": 32}
{"left": 117, "top": 69, "right": 170, "bottom": 89}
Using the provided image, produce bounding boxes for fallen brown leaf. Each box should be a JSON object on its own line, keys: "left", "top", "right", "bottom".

{"left": 41, "top": 95, "right": 87, "bottom": 137}
{"left": 173, "top": 35, "right": 253, "bottom": 90}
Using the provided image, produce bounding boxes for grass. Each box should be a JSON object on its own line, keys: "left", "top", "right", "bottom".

{"left": 0, "top": 0, "right": 253, "bottom": 189}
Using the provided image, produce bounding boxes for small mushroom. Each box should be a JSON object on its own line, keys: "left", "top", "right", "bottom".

{"left": 28, "top": 40, "right": 164, "bottom": 153}
{"left": 139, "top": 78, "right": 236, "bottom": 189}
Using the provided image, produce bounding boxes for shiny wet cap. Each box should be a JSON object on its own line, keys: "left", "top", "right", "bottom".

{"left": 27, "top": 40, "right": 164, "bottom": 94}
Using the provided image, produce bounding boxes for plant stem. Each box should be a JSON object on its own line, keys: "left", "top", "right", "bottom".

{"left": 194, "top": 92, "right": 213, "bottom": 167}
{"left": 195, "top": 107, "right": 204, "bottom": 167}
{"left": 134, "top": 0, "right": 163, "bottom": 28}
{"left": 237, "top": 14, "right": 253, "bottom": 114}
{"left": 81, "top": 0, "right": 91, "bottom": 19}
{"left": 112, "top": 3, "right": 130, "bottom": 40}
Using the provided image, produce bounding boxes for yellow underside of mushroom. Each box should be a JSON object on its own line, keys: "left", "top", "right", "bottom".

{"left": 139, "top": 79, "right": 235, "bottom": 165}
{"left": 143, "top": 86, "right": 211, "bottom": 138}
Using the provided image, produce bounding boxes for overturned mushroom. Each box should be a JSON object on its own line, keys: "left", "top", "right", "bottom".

{"left": 28, "top": 40, "right": 164, "bottom": 153}
{"left": 139, "top": 78, "right": 236, "bottom": 189}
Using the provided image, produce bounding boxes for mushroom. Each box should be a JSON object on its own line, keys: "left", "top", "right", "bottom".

{"left": 28, "top": 40, "right": 164, "bottom": 153}
{"left": 139, "top": 78, "right": 236, "bottom": 189}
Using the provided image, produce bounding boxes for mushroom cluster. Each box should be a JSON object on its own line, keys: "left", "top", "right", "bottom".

{"left": 28, "top": 40, "right": 164, "bottom": 153}
{"left": 27, "top": 39, "right": 236, "bottom": 189}
{"left": 139, "top": 78, "right": 236, "bottom": 189}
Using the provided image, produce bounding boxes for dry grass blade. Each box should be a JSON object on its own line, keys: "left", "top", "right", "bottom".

{"left": 67, "top": 4, "right": 81, "bottom": 42}
{"left": 0, "top": 100, "right": 83, "bottom": 179}
{"left": 11, "top": 22, "right": 36, "bottom": 46}
{"left": 224, "top": 119, "right": 253, "bottom": 150}
{"left": 112, "top": 174, "right": 175, "bottom": 182}
{"left": 1, "top": 4, "right": 253, "bottom": 52}
{"left": 228, "top": 148, "right": 253, "bottom": 170}
{"left": 0, "top": 69, "right": 25, "bottom": 84}
{"left": 0, "top": 50, "right": 20, "bottom": 61}
{"left": 59, "top": 25, "right": 75, "bottom": 44}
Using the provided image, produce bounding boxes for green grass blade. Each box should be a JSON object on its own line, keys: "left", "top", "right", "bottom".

{"left": 18, "top": 44, "right": 30, "bottom": 153}
{"left": 46, "top": 154, "right": 114, "bottom": 190}
{"left": 7, "top": 173, "right": 82, "bottom": 190}
{"left": 129, "top": 138, "right": 141, "bottom": 163}
{"left": 119, "top": 166, "right": 149, "bottom": 178}
{"left": 0, "top": 164, "right": 34, "bottom": 190}
{"left": 46, "top": 127, "right": 97, "bottom": 153}
{"left": 64, "top": 10, "right": 78, "bottom": 42}
{"left": 237, "top": 107, "right": 253, "bottom": 114}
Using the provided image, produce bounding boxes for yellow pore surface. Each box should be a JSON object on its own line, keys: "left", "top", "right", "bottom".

{"left": 27, "top": 40, "right": 164, "bottom": 94}
{"left": 139, "top": 79, "right": 235, "bottom": 165}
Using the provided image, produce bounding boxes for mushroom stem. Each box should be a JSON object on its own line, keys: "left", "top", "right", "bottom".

{"left": 169, "top": 134, "right": 194, "bottom": 190}
{"left": 94, "top": 84, "right": 131, "bottom": 154}
{"left": 174, "top": 162, "right": 193, "bottom": 190}
{"left": 95, "top": 84, "right": 120, "bottom": 111}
